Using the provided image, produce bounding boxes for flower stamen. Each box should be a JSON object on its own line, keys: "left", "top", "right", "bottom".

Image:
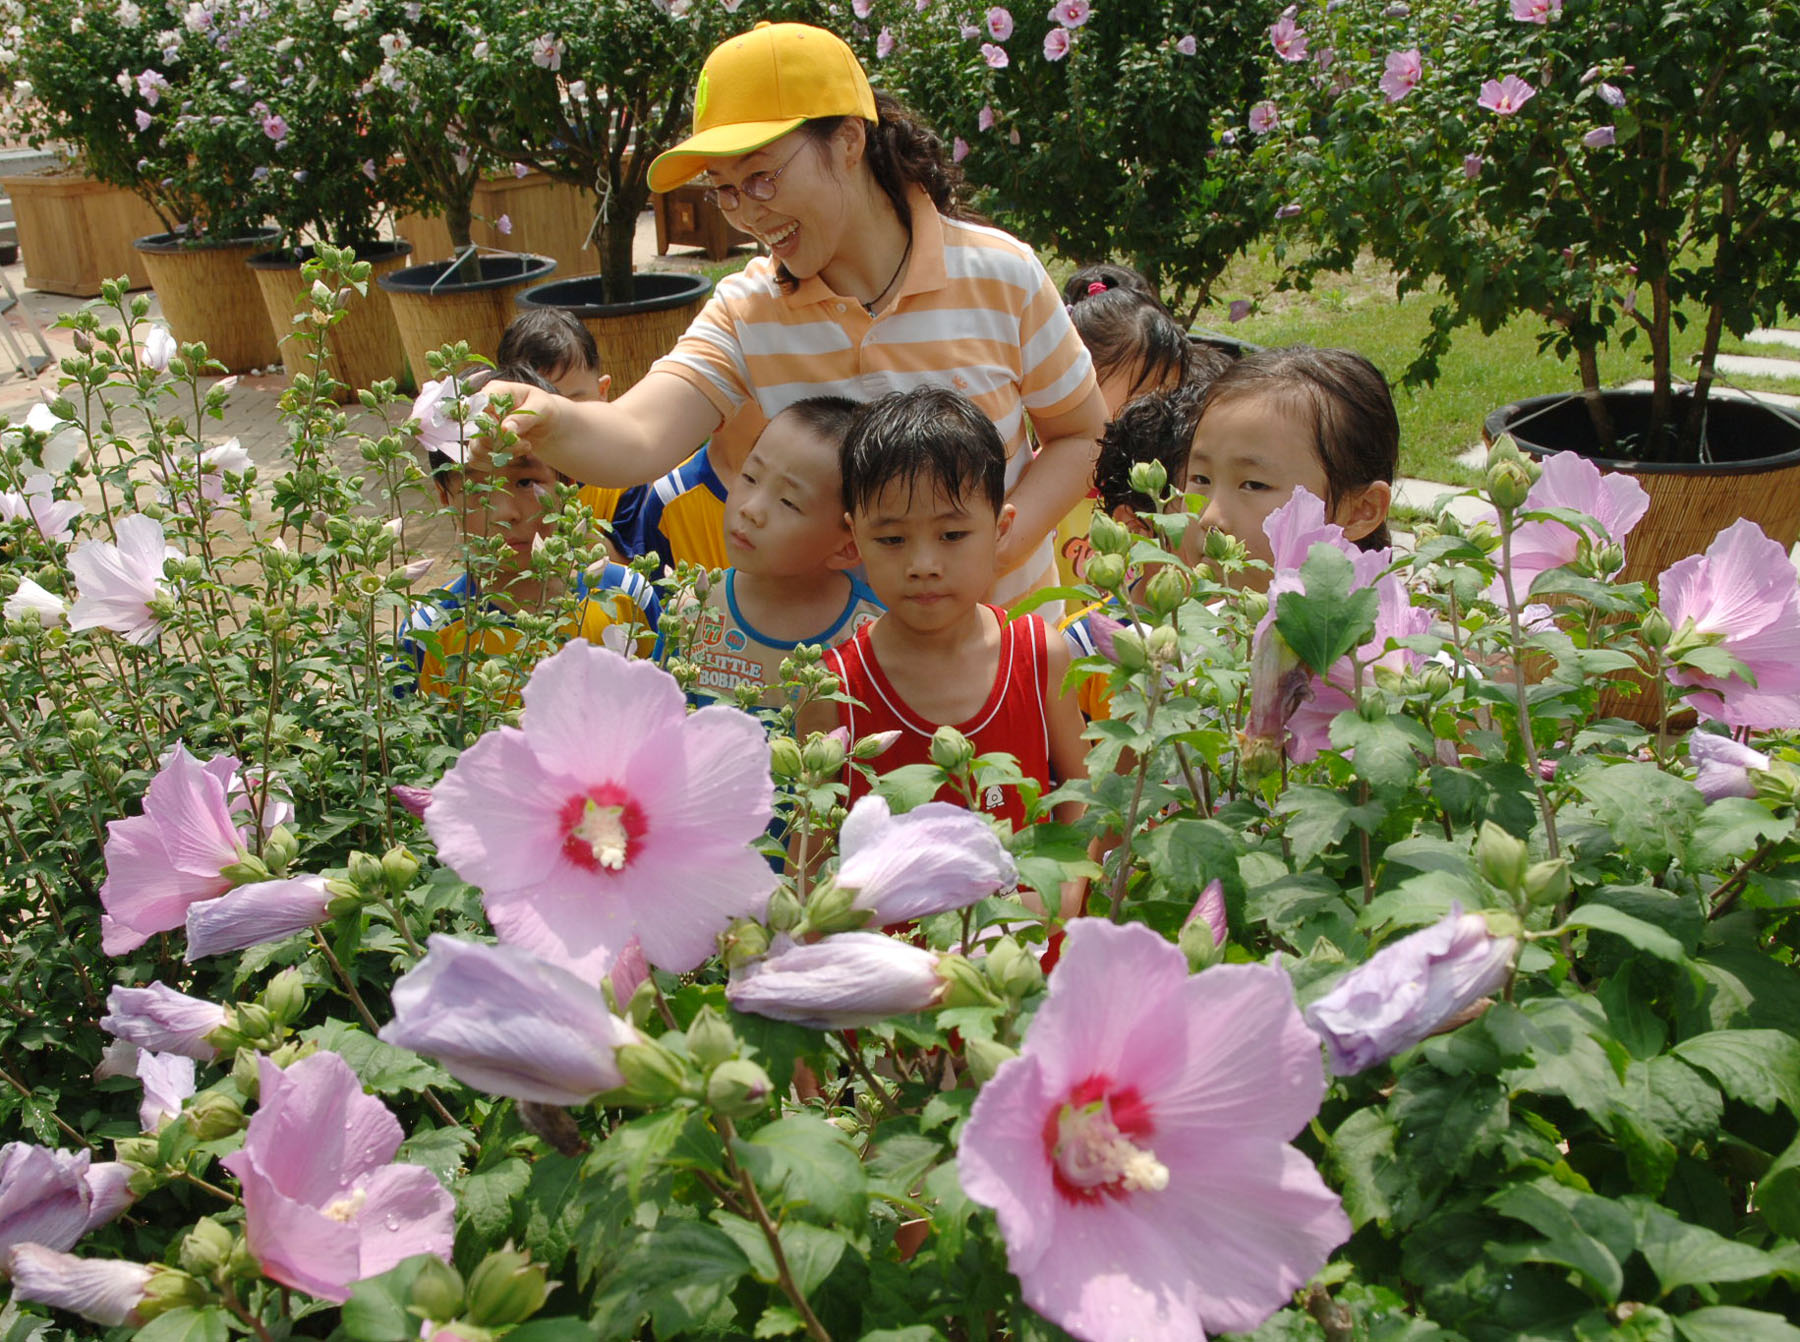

{"left": 1050, "top": 1094, "right": 1167, "bottom": 1201}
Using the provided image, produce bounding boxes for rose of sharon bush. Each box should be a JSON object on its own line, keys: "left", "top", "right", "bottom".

{"left": 426, "top": 642, "right": 776, "bottom": 978}
{"left": 960, "top": 919, "right": 1349, "bottom": 1341}
{"left": 222, "top": 1052, "right": 454, "bottom": 1303}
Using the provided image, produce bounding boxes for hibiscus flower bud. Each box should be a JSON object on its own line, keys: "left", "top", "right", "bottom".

{"left": 765, "top": 885, "right": 803, "bottom": 933}
{"left": 1144, "top": 566, "right": 1193, "bottom": 615}
{"left": 614, "top": 1040, "right": 695, "bottom": 1105}
{"left": 768, "top": 736, "right": 803, "bottom": 780}
{"left": 176, "top": 1217, "right": 234, "bottom": 1276}
{"left": 347, "top": 849, "right": 385, "bottom": 894}
{"left": 853, "top": 729, "right": 904, "bottom": 760}
{"left": 705, "top": 1058, "right": 774, "bottom": 1119}
{"left": 1085, "top": 552, "right": 1128, "bottom": 590}
{"left": 1420, "top": 665, "right": 1454, "bottom": 700}
{"left": 1639, "top": 608, "right": 1672, "bottom": 649}
{"left": 963, "top": 1034, "right": 1017, "bottom": 1084}
{"left": 1475, "top": 820, "right": 1529, "bottom": 893}
{"left": 381, "top": 844, "right": 420, "bottom": 894}
{"left": 1485, "top": 459, "right": 1533, "bottom": 512}
{"left": 686, "top": 1006, "right": 737, "bottom": 1070}
{"left": 218, "top": 852, "right": 271, "bottom": 885}
{"left": 1146, "top": 623, "right": 1182, "bottom": 665}
{"left": 466, "top": 1247, "right": 549, "bottom": 1328}
{"left": 136, "top": 1265, "right": 208, "bottom": 1320}
{"left": 1110, "top": 625, "right": 1150, "bottom": 671}
{"left": 720, "top": 918, "right": 771, "bottom": 969}
{"left": 185, "top": 1091, "right": 246, "bottom": 1140}
{"left": 983, "top": 936, "right": 1043, "bottom": 1000}
{"left": 801, "top": 730, "right": 847, "bottom": 777}
{"left": 1204, "top": 527, "right": 1244, "bottom": 565}
{"left": 1127, "top": 460, "right": 1169, "bottom": 498}
{"left": 409, "top": 1255, "right": 466, "bottom": 1323}
{"left": 801, "top": 881, "right": 870, "bottom": 936}
{"left": 1088, "top": 510, "right": 1132, "bottom": 556}
{"left": 262, "top": 825, "right": 299, "bottom": 875}
{"left": 929, "top": 725, "right": 976, "bottom": 774}
{"left": 1522, "top": 857, "right": 1571, "bottom": 907}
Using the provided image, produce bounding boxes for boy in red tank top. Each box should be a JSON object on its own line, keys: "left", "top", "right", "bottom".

{"left": 796, "top": 388, "right": 1089, "bottom": 839}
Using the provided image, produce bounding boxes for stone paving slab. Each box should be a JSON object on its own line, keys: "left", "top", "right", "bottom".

{"left": 1714, "top": 352, "right": 1800, "bottom": 382}
{"left": 1747, "top": 329, "right": 1800, "bottom": 354}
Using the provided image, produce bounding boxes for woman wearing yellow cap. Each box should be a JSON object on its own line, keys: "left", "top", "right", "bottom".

{"left": 491, "top": 22, "right": 1105, "bottom": 604}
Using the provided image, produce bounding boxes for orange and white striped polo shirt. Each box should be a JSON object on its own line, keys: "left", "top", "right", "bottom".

{"left": 649, "top": 186, "right": 1097, "bottom": 603}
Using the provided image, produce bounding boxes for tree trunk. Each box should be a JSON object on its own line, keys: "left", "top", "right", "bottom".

{"left": 1575, "top": 340, "right": 1616, "bottom": 455}
{"left": 443, "top": 195, "right": 479, "bottom": 286}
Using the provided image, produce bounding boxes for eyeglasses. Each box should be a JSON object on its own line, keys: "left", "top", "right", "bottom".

{"left": 698, "top": 143, "right": 807, "bottom": 212}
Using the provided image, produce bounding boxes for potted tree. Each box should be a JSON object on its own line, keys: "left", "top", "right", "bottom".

{"left": 834, "top": 0, "right": 1273, "bottom": 320}
{"left": 1245, "top": 0, "right": 1800, "bottom": 581}
{"left": 1, "top": 0, "right": 279, "bottom": 367}
{"left": 220, "top": 0, "right": 432, "bottom": 396}
{"left": 462, "top": 0, "right": 822, "bottom": 390}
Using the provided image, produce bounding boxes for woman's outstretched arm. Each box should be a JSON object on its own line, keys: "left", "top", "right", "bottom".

{"left": 491, "top": 369, "right": 726, "bottom": 488}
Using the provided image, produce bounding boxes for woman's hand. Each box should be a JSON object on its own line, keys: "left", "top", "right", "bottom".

{"left": 482, "top": 370, "right": 724, "bottom": 489}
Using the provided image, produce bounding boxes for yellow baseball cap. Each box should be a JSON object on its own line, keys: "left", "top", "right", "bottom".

{"left": 647, "top": 23, "right": 878, "bottom": 194}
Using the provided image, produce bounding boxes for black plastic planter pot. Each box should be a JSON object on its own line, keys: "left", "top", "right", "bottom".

{"left": 516, "top": 272, "right": 714, "bottom": 394}
{"left": 377, "top": 253, "right": 557, "bottom": 382}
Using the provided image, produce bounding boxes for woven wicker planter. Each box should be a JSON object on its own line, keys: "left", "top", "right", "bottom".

{"left": 4, "top": 172, "right": 163, "bottom": 296}
{"left": 248, "top": 242, "right": 412, "bottom": 401}
{"left": 514, "top": 272, "right": 713, "bottom": 395}
{"left": 376, "top": 254, "right": 558, "bottom": 383}
{"left": 1486, "top": 389, "right": 1800, "bottom": 724}
{"left": 134, "top": 229, "right": 282, "bottom": 374}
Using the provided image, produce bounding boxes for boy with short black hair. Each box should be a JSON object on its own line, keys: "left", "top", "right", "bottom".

{"left": 403, "top": 365, "right": 656, "bottom": 697}
{"left": 496, "top": 310, "right": 609, "bottom": 403}
{"left": 797, "top": 387, "right": 1087, "bottom": 832}
{"left": 678, "top": 395, "right": 882, "bottom": 707}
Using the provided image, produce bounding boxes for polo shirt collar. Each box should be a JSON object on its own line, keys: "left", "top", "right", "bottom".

{"left": 782, "top": 185, "right": 947, "bottom": 310}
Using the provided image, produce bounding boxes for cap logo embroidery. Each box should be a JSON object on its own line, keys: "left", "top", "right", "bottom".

{"left": 694, "top": 70, "right": 710, "bottom": 123}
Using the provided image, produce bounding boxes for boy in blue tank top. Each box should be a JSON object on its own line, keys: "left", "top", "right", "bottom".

{"left": 670, "top": 397, "right": 883, "bottom": 709}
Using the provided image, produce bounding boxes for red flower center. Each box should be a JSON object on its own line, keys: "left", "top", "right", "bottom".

{"left": 559, "top": 784, "right": 647, "bottom": 874}
{"left": 1042, "top": 1074, "right": 1163, "bottom": 1205}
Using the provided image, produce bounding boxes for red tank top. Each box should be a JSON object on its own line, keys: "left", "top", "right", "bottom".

{"left": 825, "top": 606, "right": 1053, "bottom": 833}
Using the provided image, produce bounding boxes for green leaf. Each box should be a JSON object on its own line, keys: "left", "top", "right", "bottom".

{"left": 459, "top": 1157, "right": 530, "bottom": 1246}
{"left": 1487, "top": 1180, "right": 1630, "bottom": 1303}
{"left": 1134, "top": 817, "right": 1241, "bottom": 898}
{"left": 132, "top": 1308, "right": 231, "bottom": 1342}
{"left": 1274, "top": 543, "right": 1381, "bottom": 676}
{"left": 1632, "top": 1200, "right": 1781, "bottom": 1295}
{"left": 501, "top": 1322, "right": 596, "bottom": 1342}
{"left": 1755, "top": 1132, "right": 1800, "bottom": 1238}
{"left": 397, "top": 1125, "right": 474, "bottom": 1185}
{"left": 1388, "top": 1067, "right": 1510, "bottom": 1197}
{"left": 1672, "top": 1029, "right": 1800, "bottom": 1115}
{"left": 1673, "top": 1307, "right": 1800, "bottom": 1342}
{"left": 1562, "top": 904, "right": 1688, "bottom": 962}
{"left": 625, "top": 1219, "right": 753, "bottom": 1336}
{"left": 1329, "top": 705, "right": 1433, "bottom": 792}
{"left": 1327, "top": 1105, "right": 1397, "bottom": 1227}
{"left": 714, "top": 1212, "right": 848, "bottom": 1296}
{"left": 301, "top": 1018, "right": 452, "bottom": 1096}
{"left": 1685, "top": 797, "right": 1792, "bottom": 872}
{"left": 1622, "top": 1057, "right": 1722, "bottom": 1148}
{"left": 733, "top": 1114, "right": 867, "bottom": 1223}
{"left": 1573, "top": 762, "right": 1706, "bottom": 870}
{"left": 755, "top": 1305, "right": 805, "bottom": 1338}
{"left": 340, "top": 1257, "right": 434, "bottom": 1342}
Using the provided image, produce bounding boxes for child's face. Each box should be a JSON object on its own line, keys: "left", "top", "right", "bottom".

{"left": 439, "top": 453, "right": 562, "bottom": 585}
{"left": 724, "top": 418, "right": 856, "bottom": 578}
{"left": 546, "top": 361, "right": 610, "bottom": 403}
{"left": 849, "top": 477, "right": 1014, "bottom": 633}
{"left": 1096, "top": 358, "right": 1176, "bottom": 420}
{"left": 1182, "top": 394, "right": 1334, "bottom": 585}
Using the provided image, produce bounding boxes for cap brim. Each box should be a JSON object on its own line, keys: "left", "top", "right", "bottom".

{"left": 647, "top": 118, "right": 805, "bottom": 193}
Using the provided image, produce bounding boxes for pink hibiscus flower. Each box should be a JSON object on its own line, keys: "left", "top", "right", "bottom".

{"left": 1043, "top": 26, "right": 1071, "bottom": 59}
{"left": 960, "top": 920, "right": 1349, "bottom": 1341}
{"left": 1660, "top": 519, "right": 1800, "bottom": 728}
{"left": 98, "top": 744, "right": 244, "bottom": 954}
{"left": 1478, "top": 74, "right": 1536, "bottom": 115}
{"left": 1379, "top": 48, "right": 1422, "bottom": 102}
{"left": 0, "top": 1144, "right": 134, "bottom": 1256}
{"left": 1510, "top": 0, "right": 1560, "bottom": 22}
{"left": 1248, "top": 101, "right": 1279, "bottom": 134}
{"left": 1049, "top": 0, "right": 1089, "bottom": 27}
{"left": 1268, "top": 16, "right": 1308, "bottom": 61}
{"left": 4, "top": 1247, "right": 154, "bottom": 1327}
{"left": 1481, "top": 449, "right": 1650, "bottom": 604}
{"left": 425, "top": 642, "right": 776, "bottom": 978}
{"left": 986, "top": 5, "right": 1014, "bottom": 39}
{"left": 67, "top": 513, "right": 175, "bottom": 646}
{"left": 222, "top": 1051, "right": 454, "bottom": 1303}
{"left": 981, "top": 41, "right": 1010, "bottom": 67}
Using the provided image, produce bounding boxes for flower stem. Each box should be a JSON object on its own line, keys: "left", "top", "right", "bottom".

{"left": 838, "top": 1038, "right": 904, "bottom": 1122}
{"left": 719, "top": 1117, "right": 833, "bottom": 1342}
{"left": 314, "top": 933, "right": 459, "bottom": 1128}
{"left": 1497, "top": 509, "right": 1561, "bottom": 859}
{"left": 0, "top": 1063, "right": 90, "bottom": 1148}
{"left": 1106, "top": 674, "right": 1166, "bottom": 918}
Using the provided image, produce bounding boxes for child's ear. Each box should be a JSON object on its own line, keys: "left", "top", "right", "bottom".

{"left": 824, "top": 530, "right": 861, "bottom": 571}
{"left": 1337, "top": 480, "right": 1393, "bottom": 544}
{"left": 595, "top": 373, "right": 612, "bottom": 404}
{"left": 996, "top": 501, "right": 1017, "bottom": 541}
{"left": 1110, "top": 502, "right": 1152, "bottom": 537}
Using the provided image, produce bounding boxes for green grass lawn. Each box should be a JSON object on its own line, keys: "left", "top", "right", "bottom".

{"left": 680, "top": 241, "right": 1797, "bottom": 486}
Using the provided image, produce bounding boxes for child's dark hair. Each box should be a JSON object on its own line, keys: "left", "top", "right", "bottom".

{"left": 1200, "top": 345, "right": 1399, "bottom": 550}
{"left": 1062, "top": 263, "right": 1163, "bottom": 310}
{"left": 495, "top": 309, "right": 599, "bottom": 379}
{"left": 1069, "top": 289, "right": 1193, "bottom": 404}
{"left": 772, "top": 395, "right": 860, "bottom": 449}
{"left": 1094, "top": 381, "right": 1206, "bottom": 516}
{"left": 842, "top": 387, "right": 1006, "bottom": 518}
{"left": 427, "top": 364, "right": 562, "bottom": 479}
